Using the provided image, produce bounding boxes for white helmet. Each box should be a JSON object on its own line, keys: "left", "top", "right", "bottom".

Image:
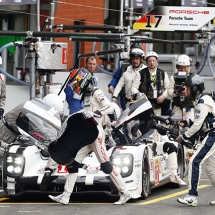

{"left": 145, "top": 51, "right": 158, "bottom": 60}
{"left": 43, "top": 93, "right": 64, "bottom": 116}
{"left": 49, "top": 88, "right": 66, "bottom": 102}
{"left": 176, "top": 54, "right": 191, "bottom": 66}
{"left": 130, "top": 48, "right": 145, "bottom": 58}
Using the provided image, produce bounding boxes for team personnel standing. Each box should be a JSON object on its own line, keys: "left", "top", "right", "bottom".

{"left": 167, "top": 54, "right": 195, "bottom": 120}
{"left": 0, "top": 56, "right": 6, "bottom": 121}
{"left": 65, "top": 56, "right": 98, "bottom": 115}
{"left": 111, "top": 48, "right": 146, "bottom": 104}
{"left": 176, "top": 75, "right": 215, "bottom": 207}
{"left": 85, "top": 56, "right": 98, "bottom": 85}
{"left": 111, "top": 48, "right": 147, "bottom": 140}
{"left": 108, "top": 43, "right": 143, "bottom": 110}
{"left": 138, "top": 51, "right": 170, "bottom": 116}
{"left": 49, "top": 68, "right": 131, "bottom": 205}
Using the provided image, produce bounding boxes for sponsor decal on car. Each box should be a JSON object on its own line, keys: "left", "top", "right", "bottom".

{"left": 154, "top": 158, "right": 160, "bottom": 185}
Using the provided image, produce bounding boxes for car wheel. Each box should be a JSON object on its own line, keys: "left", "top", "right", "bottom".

{"left": 141, "top": 149, "right": 150, "bottom": 199}
{"left": 177, "top": 144, "right": 185, "bottom": 179}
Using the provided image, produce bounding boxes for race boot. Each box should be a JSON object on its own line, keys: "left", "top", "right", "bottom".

{"left": 168, "top": 152, "right": 186, "bottom": 185}
{"left": 40, "top": 168, "right": 53, "bottom": 191}
{"left": 170, "top": 174, "right": 187, "bottom": 185}
{"left": 48, "top": 191, "right": 70, "bottom": 205}
{"left": 210, "top": 200, "right": 215, "bottom": 205}
{"left": 177, "top": 194, "right": 197, "bottom": 207}
{"left": 114, "top": 189, "right": 131, "bottom": 205}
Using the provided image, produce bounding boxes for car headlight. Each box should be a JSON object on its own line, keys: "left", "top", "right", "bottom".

{"left": 5, "top": 154, "right": 25, "bottom": 177}
{"left": 111, "top": 153, "right": 133, "bottom": 178}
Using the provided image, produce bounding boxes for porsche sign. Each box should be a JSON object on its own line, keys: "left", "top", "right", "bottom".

{"left": 133, "top": 6, "right": 215, "bottom": 31}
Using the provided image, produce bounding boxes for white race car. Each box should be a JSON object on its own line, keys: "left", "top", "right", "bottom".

{"left": 1, "top": 97, "right": 187, "bottom": 199}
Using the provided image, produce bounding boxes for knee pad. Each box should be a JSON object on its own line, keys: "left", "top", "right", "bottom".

{"left": 67, "top": 160, "right": 80, "bottom": 173}
{"left": 163, "top": 142, "right": 177, "bottom": 154}
{"left": 100, "top": 161, "right": 113, "bottom": 174}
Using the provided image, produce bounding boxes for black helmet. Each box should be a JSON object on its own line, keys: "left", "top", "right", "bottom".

{"left": 130, "top": 43, "right": 143, "bottom": 50}
{"left": 184, "top": 75, "right": 205, "bottom": 99}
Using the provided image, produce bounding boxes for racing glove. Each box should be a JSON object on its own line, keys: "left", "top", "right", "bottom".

{"left": 93, "top": 110, "right": 102, "bottom": 118}
{"left": 0, "top": 108, "right": 4, "bottom": 119}
{"left": 179, "top": 120, "right": 189, "bottom": 127}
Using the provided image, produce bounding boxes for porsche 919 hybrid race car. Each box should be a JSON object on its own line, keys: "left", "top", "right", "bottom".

{"left": 0, "top": 97, "right": 188, "bottom": 200}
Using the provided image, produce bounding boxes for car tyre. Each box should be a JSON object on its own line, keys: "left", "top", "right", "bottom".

{"left": 141, "top": 149, "right": 150, "bottom": 199}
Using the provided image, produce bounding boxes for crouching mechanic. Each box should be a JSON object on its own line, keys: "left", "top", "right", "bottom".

{"left": 48, "top": 68, "right": 131, "bottom": 205}
{"left": 176, "top": 75, "right": 215, "bottom": 207}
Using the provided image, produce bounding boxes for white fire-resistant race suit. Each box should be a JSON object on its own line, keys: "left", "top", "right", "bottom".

{"left": 178, "top": 94, "right": 215, "bottom": 196}
{"left": 112, "top": 63, "right": 147, "bottom": 101}
{"left": 48, "top": 86, "right": 130, "bottom": 205}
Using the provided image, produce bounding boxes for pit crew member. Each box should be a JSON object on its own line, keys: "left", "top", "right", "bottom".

{"left": 138, "top": 51, "right": 170, "bottom": 116}
{"left": 48, "top": 68, "right": 131, "bottom": 205}
{"left": 176, "top": 75, "right": 215, "bottom": 207}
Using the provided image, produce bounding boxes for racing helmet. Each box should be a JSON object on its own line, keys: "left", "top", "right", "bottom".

{"left": 69, "top": 68, "right": 94, "bottom": 95}
{"left": 130, "top": 48, "right": 145, "bottom": 58}
{"left": 130, "top": 43, "right": 143, "bottom": 50}
{"left": 184, "top": 75, "right": 205, "bottom": 99}
{"left": 176, "top": 54, "right": 191, "bottom": 66}
{"left": 145, "top": 51, "right": 158, "bottom": 60}
{"left": 43, "top": 93, "right": 64, "bottom": 117}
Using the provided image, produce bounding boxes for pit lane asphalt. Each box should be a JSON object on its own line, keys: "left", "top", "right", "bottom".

{"left": 0, "top": 170, "right": 215, "bottom": 215}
